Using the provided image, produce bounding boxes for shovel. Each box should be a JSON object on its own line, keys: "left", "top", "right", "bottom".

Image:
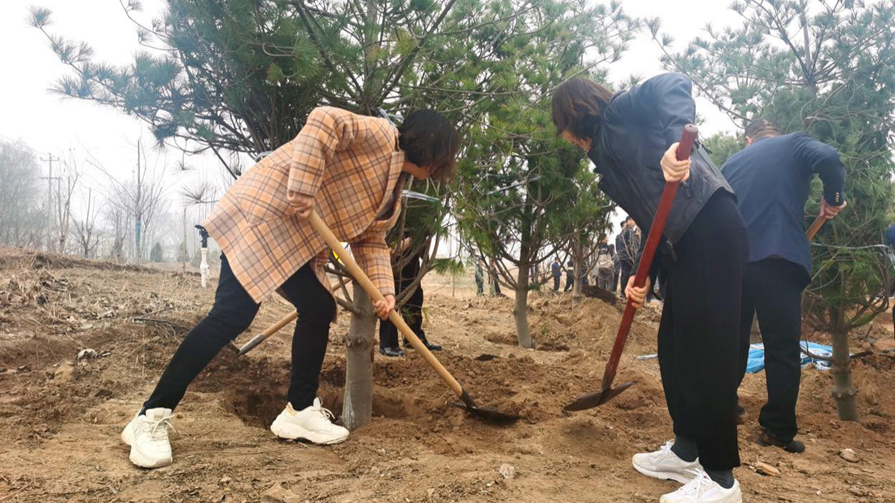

{"left": 565, "top": 124, "right": 698, "bottom": 412}
{"left": 308, "top": 210, "right": 520, "bottom": 422}
{"left": 806, "top": 213, "right": 826, "bottom": 241}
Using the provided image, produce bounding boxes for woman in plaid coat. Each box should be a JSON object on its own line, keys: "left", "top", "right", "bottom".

{"left": 121, "top": 107, "right": 459, "bottom": 469}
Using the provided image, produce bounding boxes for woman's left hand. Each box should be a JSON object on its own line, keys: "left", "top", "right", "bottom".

{"left": 373, "top": 295, "right": 396, "bottom": 320}
{"left": 660, "top": 142, "right": 691, "bottom": 183}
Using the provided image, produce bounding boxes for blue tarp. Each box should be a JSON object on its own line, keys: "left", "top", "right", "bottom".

{"left": 745, "top": 342, "right": 834, "bottom": 374}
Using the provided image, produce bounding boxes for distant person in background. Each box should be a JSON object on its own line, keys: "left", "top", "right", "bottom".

{"left": 596, "top": 234, "right": 615, "bottom": 291}
{"left": 552, "top": 257, "right": 562, "bottom": 292}
{"left": 379, "top": 237, "right": 442, "bottom": 357}
{"left": 564, "top": 259, "right": 575, "bottom": 292}
{"left": 474, "top": 260, "right": 484, "bottom": 296}
{"left": 617, "top": 216, "right": 640, "bottom": 300}
{"left": 612, "top": 221, "right": 625, "bottom": 293}
{"left": 724, "top": 118, "right": 847, "bottom": 454}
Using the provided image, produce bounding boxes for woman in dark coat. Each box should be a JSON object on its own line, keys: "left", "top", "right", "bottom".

{"left": 552, "top": 73, "right": 747, "bottom": 503}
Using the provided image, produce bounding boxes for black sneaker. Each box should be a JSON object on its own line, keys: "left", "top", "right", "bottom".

{"left": 758, "top": 430, "right": 805, "bottom": 454}
{"left": 379, "top": 347, "right": 405, "bottom": 358}
{"left": 404, "top": 338, "right": 442, "bottom": 352}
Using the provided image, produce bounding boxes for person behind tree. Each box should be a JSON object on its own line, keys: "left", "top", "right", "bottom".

{"left": 724, "top": 118, "right": 848, "bottom": 454}
{"left": 612, "top": 221, "right": 625, "bottom": 293}
{"left": 488, "top": 257, "right": 504, "bottom": 297}
{"left": 553, "top": 73, "right": 747, "bottom": 503}
{"left": 617, "top": 216, "right": 640, "bottom": 300}
{"left": 564, "top": 259, "right": 575, "bottom": 292}
{"left": 378, "top": 235, "right": 442, "bottom": 357}
{"left": 474, "top": 259, "right": 484, "bottom": 296}
{"left": 596, "top": 234, "right": 615, "bottom": 291}
{"left": 551, "top": 257, "right": 562, "bottom": 292}
{"left": 120, "top": 107, "right": 459, "bottom": 469}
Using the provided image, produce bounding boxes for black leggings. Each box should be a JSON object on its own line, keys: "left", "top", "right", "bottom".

{"left": 657, "top": 191, "right": 747, "bottom": 471}
{"left": 143, "top": 255, "right": 336, "bottom": 411}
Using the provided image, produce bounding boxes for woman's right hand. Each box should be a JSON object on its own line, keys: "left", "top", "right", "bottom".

{"left": 660, "top": 142, "right": 691, "bottom": 183}
{"left": 287, "top": 191, "right": 315, "bottom": 220}
{"left": 625, "top": 275, "right": 651, "bottom": 309}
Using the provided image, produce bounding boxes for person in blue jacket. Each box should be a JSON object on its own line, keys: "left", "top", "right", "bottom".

{"left": 552, "top": 74, "right": 747, "bottom": 503}
{"left": 723, "top": 118, "right": 847, "bottom": 454}
{"left": 551, "top": 257, "right": 562, "bottom": 292}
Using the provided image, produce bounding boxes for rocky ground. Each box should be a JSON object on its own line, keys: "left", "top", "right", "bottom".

{"left": 1, "top": 247, "right": 893, "bottom": 503}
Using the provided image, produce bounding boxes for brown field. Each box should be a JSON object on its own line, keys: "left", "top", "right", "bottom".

{"left": 1, "top": 247, "right": 893, "bottom": 503}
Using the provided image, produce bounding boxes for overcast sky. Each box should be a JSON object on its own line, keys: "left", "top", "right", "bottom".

{"left": 0, "top": 0, "right": 743, "bottom": 241}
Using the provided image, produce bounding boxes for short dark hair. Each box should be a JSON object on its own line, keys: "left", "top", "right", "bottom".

{"left": 745, "top": 118, "right": 781, "bottom": 140}
{"left": 551, "top": 78, "right": 614, "bottom": 140}
{"left": 625, "top": 216, "right": 635, "bottom": 223}
{"left": 398, "top": 110, "right": 460, "bottom": 182}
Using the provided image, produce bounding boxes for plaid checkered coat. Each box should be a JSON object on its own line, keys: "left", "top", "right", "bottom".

{"left": 204, "top": 107, "right": 405, "bottom": 304}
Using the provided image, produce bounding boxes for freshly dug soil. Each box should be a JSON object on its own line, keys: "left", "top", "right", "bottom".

{"left": 0, "top": 247, "right": 893, "bottom": 503}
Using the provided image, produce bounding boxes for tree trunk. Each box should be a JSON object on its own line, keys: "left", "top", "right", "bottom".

{"left": 830, "top": 323, "right": 859, "bottom": 421}
{"left": 514, "top": 265, "right": 534, "bottom": 348}
{"left": 342, "top": 284, "right": 376, "bottom": 430}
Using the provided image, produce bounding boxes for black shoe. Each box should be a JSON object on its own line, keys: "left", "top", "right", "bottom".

{"left": 379, "top": 347, "right": 405, "bottom": 358}
{"left": 404, "top": 339, "right": 442, "bottom": 351}
{"left": 758, "top": 430, "right": 805, "bottom": 453}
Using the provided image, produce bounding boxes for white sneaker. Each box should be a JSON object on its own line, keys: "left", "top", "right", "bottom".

{"left": 632, "top": 440, "right": 703, "bottom": 484}
{"left": 660, "top": 470, "right": 742, "bottom": 503}
{"left": 121, "top": 408, "right": 175, "bottom": 468}
{"left": 270, "top": 398, "right": 349, "bottom": 445}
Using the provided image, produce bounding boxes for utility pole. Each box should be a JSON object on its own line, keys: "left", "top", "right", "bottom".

{"left": 40, "top": 154, "right": 60, "bottom": 252}
{"left": 135, "top": 140, "right": 143, "bottom": 265}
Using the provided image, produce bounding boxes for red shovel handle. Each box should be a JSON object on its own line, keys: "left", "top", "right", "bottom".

{"left": 599, "top": 125, "right": 698, "bottom": 393}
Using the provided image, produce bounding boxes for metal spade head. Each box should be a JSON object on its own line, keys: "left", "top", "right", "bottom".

{"left": 454, "top": 390, "right": 521, "bottom": 423}
{"left": 563, "top": 382, "right": 635, "bottom": 412}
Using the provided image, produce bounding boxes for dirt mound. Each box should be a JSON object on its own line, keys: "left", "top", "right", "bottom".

{"left": 525, "top": 295, "right": 661, "bottom": 354}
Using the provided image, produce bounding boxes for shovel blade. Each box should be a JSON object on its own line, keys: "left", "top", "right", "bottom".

{"left": 455, "top": 389, "right": 521, "bottom": 423}
{"left": 563, "top": 382, "right": 635, "bottom": 412}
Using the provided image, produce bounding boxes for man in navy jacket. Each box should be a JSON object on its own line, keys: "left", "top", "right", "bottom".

{"left": 723, "top": 118, "right": 847, "bottom": 453}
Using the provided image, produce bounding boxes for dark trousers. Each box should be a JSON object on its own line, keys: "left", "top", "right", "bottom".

{"left": 564, "top": 272, "right": 573, "bottom": 292}
{"left": 657, "top": 192, "right": 747, "bottom": 471}
{"left": 380, "top": 284, "right": 424, "bottom": 349}
{"left": 612, "top": 262, "right": 621, "bottom": 293}
{"left": 619, "top": 261, "right": 634, "bottom": 297}
{"left": 553, "top": 275, "right": 560, "bottom": 291}
{"left": 598, "top": 267, "right": 614, "bottom": 291}
{"left": 144, "top": 255, "right": 335, "bottom": 412}
{"left": 737, "top": 258, "right": 808, "bottom": 443}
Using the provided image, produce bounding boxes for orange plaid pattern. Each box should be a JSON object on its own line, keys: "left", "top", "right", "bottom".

{"left": 204, "top": 107, "right": 405, "bottom": 303}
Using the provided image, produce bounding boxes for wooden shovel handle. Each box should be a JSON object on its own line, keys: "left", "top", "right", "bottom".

{"left": 806, "top": 214, "right": 826, "bottom": 241}
{"left": 308, "top": 211, "right": 465, "bottom": 398}
{"left": 600, "top": 125, "right": 698, "bottom": 392}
